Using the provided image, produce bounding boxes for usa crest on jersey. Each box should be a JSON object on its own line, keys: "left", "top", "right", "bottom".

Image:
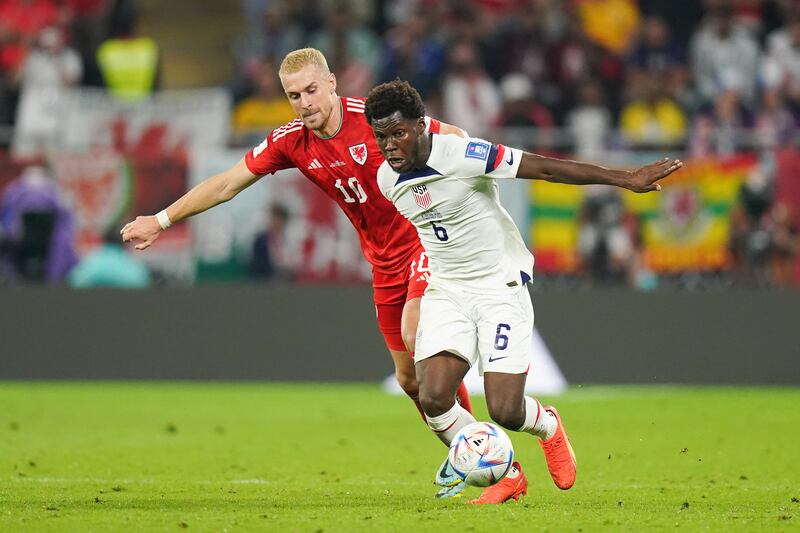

{"left": 411, "top": 184, "right": 432, "bottom": 209}
{"left": 349, "top": 143, "right": 368, "bottom": 165}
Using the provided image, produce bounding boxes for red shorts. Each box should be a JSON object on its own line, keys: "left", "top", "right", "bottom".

{"left": 373, "top": 246, "right": 429, "bottom": 351}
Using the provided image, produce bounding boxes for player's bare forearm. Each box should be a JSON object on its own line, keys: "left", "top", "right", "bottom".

{"left": 121, "top": 158, "right": 259, "bottom": 250}
{"left": 516, "top": 153, "right": 683, "bottom": 193}
{"left": 166, "top": 158, "right": 259, "bottom": 222}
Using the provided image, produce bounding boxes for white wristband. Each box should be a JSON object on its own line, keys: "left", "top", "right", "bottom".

{"left": 156, "top": 210, "right": 172, "bottom": 230}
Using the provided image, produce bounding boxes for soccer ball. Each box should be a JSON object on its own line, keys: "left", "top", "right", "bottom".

{"left": 448, "top": 422, "right": 514, "bottom": 487}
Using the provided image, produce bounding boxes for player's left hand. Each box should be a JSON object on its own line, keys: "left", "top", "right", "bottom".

{"left": 626, "top": 158, "right": 683, "bottom": 193}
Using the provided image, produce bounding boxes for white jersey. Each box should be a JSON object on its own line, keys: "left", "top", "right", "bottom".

{"left": 377, "top": 134, "right": 533, "bottom": 293}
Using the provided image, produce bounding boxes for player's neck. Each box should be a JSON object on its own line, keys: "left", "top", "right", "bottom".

{"left": 409, "top": 132, "right": 433, "bottom": 171}
{"left": 312, "top": 97, "right": 343, "bottom": 139}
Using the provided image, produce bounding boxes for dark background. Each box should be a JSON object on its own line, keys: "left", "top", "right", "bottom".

{"left": 2, "top": 286, "right": 797, "bottom": 384}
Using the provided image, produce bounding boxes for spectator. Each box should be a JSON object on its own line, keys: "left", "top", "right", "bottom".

{"left": 762, "top": 17, "right": 800, "bottom": 109}
{"left": 575, "top": 0, "right": 641, "bottom": 56}
{"left": 12, "top": 26, "right": 82, "bottom": 158}
{"left": 0, "top": 0, "right": 60, "bottom": 75}
{"left": 68, "top": 225, "right": 150, "bottom": 288}
{"left": 543, "top": 18, "right": 625, "bottom": 120}
{"left": 729, "top": 159, "right": 775, "bottom": 286}
{"left": 96, "top": 9, "right": 159, "bottom": 101}
{"left": 494, "top": 72, "right": 555, "bottom": 149}
{"left": 487, "top": 3, "right": 547, "bottom": 83}
{"left": 441, "top": 39, "right": 501, "bottom": 138}
{"left": 689, "top": 87, "right": 752, "bottom": 158}
{"left": 629, "top": 15, "right": 685, "bottom": 74}
{"left": 769, "top": 202, "right": 800, "bottom": 286}
{"left": 753, "top": 88, "right": 797, "bottom": 149}
{"left": 0, "top": 0, "right": 61, "bottom": 127}
{"left": 619, "top": 70, "right": 687, "bottom": 148}
{"left": 232, "top": 58, "right": 296, "bottom": 141}
{"left": 566, "top": 78, "right": 611, "bottom": 159}
{"left": 233, "top": 2, "right": 303, "bottom": 101}
{"left": 380, "top": 7, "right": 446, "bottom": 98}
{"left": 59, "top": 0, "right": 110, "bottom": 87}
{"left": 309, "top": 1, "right": 380, "bottom": 96}
{"left": 577, "top": 190, "right": 635, "bottom": 285}
{"left": 250, "top": 203, "right": 296, "bottom": 281}
{"left": 0, "top": 164, "right": 77, "bottom": 283}
{"left": 690, "top": 4, "right": 761, "bottom": 107}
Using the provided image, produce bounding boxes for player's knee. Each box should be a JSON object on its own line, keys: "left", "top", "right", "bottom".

{"left": 418, "top": 386, "right": 454, "bottom": 418}
{"left": 487, "top": 400, "right": 525, "bottom": 430}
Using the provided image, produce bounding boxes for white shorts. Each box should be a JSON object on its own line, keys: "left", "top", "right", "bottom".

{"left": 415, "top": 284, "right": 534, "bottom": 375}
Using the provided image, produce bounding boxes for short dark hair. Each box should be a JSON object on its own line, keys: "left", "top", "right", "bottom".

{"left": 365, "top": 80, "right": 426, "bottom": 125}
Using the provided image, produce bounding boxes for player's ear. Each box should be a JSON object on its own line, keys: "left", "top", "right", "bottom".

{"left": 416, "top": 117, "right": 426, "bottom": 133}
{"left": 329, "top": 73, "right": 337, "bottom": 94}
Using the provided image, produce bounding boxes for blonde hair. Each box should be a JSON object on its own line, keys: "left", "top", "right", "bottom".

{"left": 279, "top": 48, "right": 330, "bottom": 77}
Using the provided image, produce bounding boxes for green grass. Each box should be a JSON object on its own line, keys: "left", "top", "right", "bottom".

{"left": 0, "top": 383, "right": 798, "bottom": 532}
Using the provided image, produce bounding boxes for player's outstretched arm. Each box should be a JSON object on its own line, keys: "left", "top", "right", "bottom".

{"left": 120, "top": 158, "right": 260, "bottom": 251}
{"left": 516, "top": 153, "right": 683, "bottom": 193}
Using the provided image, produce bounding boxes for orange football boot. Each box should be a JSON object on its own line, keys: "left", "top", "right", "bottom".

{"left": 466, "top": 461, "right": 528, "bottom": 504}
{"left": 539, "top": 406, "right": 577, "bottom": 489}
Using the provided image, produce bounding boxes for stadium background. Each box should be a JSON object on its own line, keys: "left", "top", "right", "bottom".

{"left": 1, "top": 2, "right": 799, "bottom": 531}
{"left": 1, "top": 0, "right": 798, "bottom": 382}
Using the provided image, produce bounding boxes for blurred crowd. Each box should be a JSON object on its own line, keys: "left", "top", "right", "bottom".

{"left": 0, "top": 0, "right": 156, "bottom": 154}
{"left": 231, "top": 0, "right": 800, "bottom": 154}
{"left": 229, "top": 0, "right": 800, "bottom": 288}
{"left": 0, "top": 0, "right": 798, "bottom": 288}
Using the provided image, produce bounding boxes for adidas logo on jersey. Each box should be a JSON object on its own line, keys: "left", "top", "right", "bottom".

{"left": 307, "top": 159, "right": 323, "bottom": 170}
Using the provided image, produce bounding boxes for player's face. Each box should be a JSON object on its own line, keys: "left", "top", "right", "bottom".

{"left": 280, "top": 64, "right": 338, "bottom": 133}
{"left": 372, "top": 112, "right": 426, "bottom": 173}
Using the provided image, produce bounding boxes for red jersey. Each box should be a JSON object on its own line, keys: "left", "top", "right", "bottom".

{"left": 245, "top": 97, "right": 439, "bottom": 275}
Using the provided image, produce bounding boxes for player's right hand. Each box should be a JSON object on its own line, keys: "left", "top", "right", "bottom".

{"left": 627, "top": 157, "right": 683, "bottom": 193}
{"left": 120, "top": 216, "right": 162, "bottom": 251}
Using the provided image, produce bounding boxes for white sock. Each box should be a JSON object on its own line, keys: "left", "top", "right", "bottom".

{"left": 425, "top": 402, "right": 477, "bottom": 446}
{"left": 517, "top": 396, "right": 557, "bottom": 441}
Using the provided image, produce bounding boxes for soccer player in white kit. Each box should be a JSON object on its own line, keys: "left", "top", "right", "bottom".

{"left": 364, "top": 80, "right": 683, "bottom": 504}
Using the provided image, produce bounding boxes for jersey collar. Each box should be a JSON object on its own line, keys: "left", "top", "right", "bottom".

{"left": 395, "top": 165, "right": 441, "bottom": 185}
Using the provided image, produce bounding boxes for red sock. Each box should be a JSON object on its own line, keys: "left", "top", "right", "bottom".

{"left": 456, "top": 382, "right": 473, "bottom": 415}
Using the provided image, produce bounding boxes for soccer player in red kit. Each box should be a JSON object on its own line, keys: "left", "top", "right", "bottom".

{"left": 121, "top": 48, "right": 472, "bottom": 430}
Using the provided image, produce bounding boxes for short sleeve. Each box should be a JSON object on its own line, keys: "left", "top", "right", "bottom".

{"left": 428, "top": 135, "right": 522, "bottom": 179}
{"left": 424, "top": 116, "right": 441, "bottom": 134}
{"left": 483, "top": 144, "right": 523, "bottom": 179}
{"left": 243, "top": 132, "right": 294, "bottom": 176}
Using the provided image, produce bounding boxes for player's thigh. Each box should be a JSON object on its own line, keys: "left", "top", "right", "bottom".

{"left": 401, "top": 246, "right": 430, "bottom": 353}
{"left": 401, "top": 297, "right": 421, "bottom": 353}
{"left": 374, "top": 300, "right": 406, "bottom": 353}
{"left": 415, "top": 287, "right": 478, "bottom": 368}
{"left": 476, "top": 288, "right": 534, "bottom": 376}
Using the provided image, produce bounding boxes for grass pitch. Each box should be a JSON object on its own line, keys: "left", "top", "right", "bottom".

{"left": 1, "top": 383, "right": 798, "bottom": 532}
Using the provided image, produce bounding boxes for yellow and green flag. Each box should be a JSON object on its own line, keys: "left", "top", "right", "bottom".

{"left": 529, "top": 154, "right": 757, "bottom": 274}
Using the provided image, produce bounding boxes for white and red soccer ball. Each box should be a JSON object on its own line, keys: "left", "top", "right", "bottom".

{"left": 448, "top": 422, "right": 514, "bottom": 487}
